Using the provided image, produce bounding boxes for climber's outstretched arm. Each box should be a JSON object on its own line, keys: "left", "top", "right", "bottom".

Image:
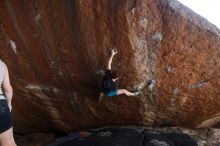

{"left": 107, "top": 49, "right": 118, "bottom": 70}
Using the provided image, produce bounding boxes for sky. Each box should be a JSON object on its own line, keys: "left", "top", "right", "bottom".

{"left": 177, "top": 0, "right": 220, "bottom": 29}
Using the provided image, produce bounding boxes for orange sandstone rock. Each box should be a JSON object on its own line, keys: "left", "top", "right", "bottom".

{"left": 0, "top": 0, "right": 219, "bottom": 134}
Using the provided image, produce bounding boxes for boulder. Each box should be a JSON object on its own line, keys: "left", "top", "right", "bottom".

{"left": 15, "top": 133, "right": 54, "bottom": 146}
{"left": 0, "top": 0, "right": 219, "bottom": 134}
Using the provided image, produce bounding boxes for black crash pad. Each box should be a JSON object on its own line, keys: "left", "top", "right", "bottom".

{"left": 48, "top": 127, "right": 198, "bottom": 146}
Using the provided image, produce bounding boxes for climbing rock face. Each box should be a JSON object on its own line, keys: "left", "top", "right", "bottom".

{"left": 0, "top": 0, "right": 219, "bottom": 134}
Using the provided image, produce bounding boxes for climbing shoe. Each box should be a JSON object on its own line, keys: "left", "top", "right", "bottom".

{"left": 134, "top": 90, "right": 141, "bottom": 96}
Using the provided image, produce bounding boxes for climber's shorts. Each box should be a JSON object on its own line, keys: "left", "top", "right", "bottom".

{"left": 106, "top": 90, "right": 118, "bottom": 97}
{"left": 0, "top": 99, "right": 12, "bottom": 134}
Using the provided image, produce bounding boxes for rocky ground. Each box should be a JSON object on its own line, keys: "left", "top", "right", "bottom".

{"left": 147, "top": 127, "right": 220, "bottom": 146}
{"left": 14, "top": 127, "right": 220, "bottom": 146}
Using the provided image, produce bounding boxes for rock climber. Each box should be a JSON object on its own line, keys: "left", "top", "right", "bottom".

{"left": 99, "top": 49, "right": 141, "bottom": 102}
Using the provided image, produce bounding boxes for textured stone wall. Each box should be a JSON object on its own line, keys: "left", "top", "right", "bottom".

{"left": 0, "top": 0, "right": 219, "bottom": 134}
